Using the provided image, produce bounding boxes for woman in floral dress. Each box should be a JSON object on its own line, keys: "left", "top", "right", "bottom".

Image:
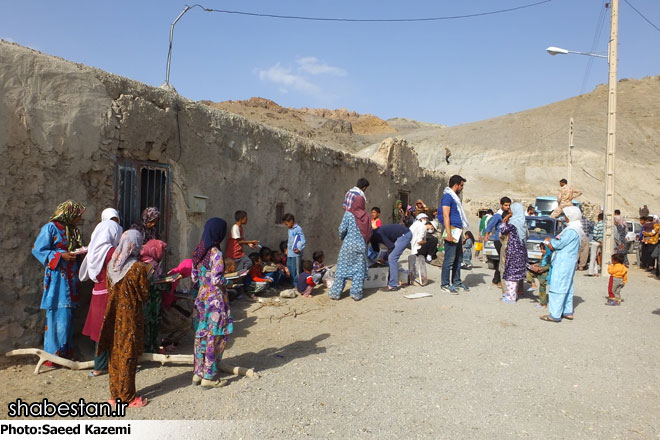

{"left": 191, "top": 218, "right": 233, "bottom": 388}
{"left": 500, "top": 203, "right": 528, "bottom": 303}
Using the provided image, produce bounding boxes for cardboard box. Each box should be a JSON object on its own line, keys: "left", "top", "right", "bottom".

{"left": 325, "top": 265, "right": 389, "bottom": 289}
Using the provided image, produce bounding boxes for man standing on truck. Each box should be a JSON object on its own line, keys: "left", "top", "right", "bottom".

{"left": 485, "top": 197, "right": 511, "bottom": 288}
{"left": 550, "top": 179, "right": 582, "bottom": 219}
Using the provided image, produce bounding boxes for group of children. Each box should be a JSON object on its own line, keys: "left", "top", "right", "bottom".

{"left": 224, "top": 210, "right": 329, "bottom": 299}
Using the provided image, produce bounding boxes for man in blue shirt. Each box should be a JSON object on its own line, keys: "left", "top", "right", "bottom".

{"left": 371, "top": 223, "right": 413, "bottom": 291}
{"left": 484, "top": 196, "right": 511, "bottom": 287}
{"left": 438, "top": 175, "right": 469, "bottom": 294}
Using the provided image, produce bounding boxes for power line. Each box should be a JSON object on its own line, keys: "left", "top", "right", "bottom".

{"left": 184, "top": 1, "right": 556, "bottom": 23}
{"left": 623, "top": 0, "right": 660, "bottom": 33}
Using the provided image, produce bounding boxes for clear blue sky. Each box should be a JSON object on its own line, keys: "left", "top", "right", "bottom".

{"left": 2, "top": 0, "right": 659, "bottom": 126}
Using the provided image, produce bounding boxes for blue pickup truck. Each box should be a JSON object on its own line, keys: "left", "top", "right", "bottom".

{"left": 483, "top": 216, "right": 564, "bottom": 268}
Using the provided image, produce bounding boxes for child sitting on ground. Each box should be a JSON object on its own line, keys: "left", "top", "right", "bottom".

{"left": 296, "top": 260, "right": 316, "bottom": 298}
{"left": 261, "top": 247, "right": 283, "bottom": 286}
{"left": 279, "top": 241, "right": 288, "bottom": 265}
{"left": 312, "top": 251, "right": 327, "bottom": 284}
{"left": 526, "top": 243, "right": 552, "bottom": 308}
{"left": 606, "top": 253, "right": 627, "bottom": 306}
{"left": 248, "top": 252, "right": 273, "bottom": 297}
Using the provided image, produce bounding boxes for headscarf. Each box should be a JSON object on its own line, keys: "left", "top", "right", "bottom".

{"left": 416, "top": 213, "right": 428, "bottom": 221}
{"left": 139, "top": 239, "right": 167, "bottom": 278}
{"left": 560, "top": 206, "right": 585, "bottom": 241}
{"left": 346, "top": 194, "right": 372, "bottom": 243}
{"left": 107, "top": 230, "right": 143, "bottom": 286}
{"left": 508, "top": 203, "right": 527, "bottom": 245}
{"left": 653, "top": 215, "right": 659, "bottom": 224}
{"left": 101, "top": 208, "right": 120, "bottom": 223}
{"left": 614, "top": 214, "right": 626, "bottom": 227}
{"left": 131, "top": 207, "right": 161, "bottom": 243}
{"left": 49, "top": 200, "right": 86, "bottom": 251}
{"left": 192, "top": 218, "right": 227, "bottom": 269}
{"left": 79, "top": 218, "right": 123, "bottom": 283}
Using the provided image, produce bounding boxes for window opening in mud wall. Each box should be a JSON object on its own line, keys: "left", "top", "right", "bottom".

{"left": 116, "top": 160, "right": 170, "bottom": 241}
{"left": 397, "top": 190, "right": 410, "bottom": 210}
{"left": 275, "top": 203, "right": 285, "bottom": 225}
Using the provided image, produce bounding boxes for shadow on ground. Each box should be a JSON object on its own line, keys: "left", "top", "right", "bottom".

{"left": 225, "top": 333, "right": 329, "bottom": 374}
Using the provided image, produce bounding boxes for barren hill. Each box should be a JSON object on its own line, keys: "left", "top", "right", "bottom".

{"left": 200, "top": 97, "right": 397, "bottom": 153}
{"left": 374, "top": 76, "right": 660, "bottom": 214}
{"left": 201, "top": 77, "right": 659, "bottom": 216}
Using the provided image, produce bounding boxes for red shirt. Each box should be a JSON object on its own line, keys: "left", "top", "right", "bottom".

{"left": 225, "top": 224, "right": 244, "bottom": 259}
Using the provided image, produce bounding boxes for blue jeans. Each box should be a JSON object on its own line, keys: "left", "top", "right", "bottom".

{"left": 441, "top": 240, "right": 463, "bottom": 287}
{"left": 287, "top": 255, "right": 301, "bottom": 286}
{"left": 388, "top": 231, "right": 413, "bottom": 288}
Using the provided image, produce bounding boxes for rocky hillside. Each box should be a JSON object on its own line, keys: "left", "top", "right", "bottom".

{"left": 378, "top": 76, "right": 660, "bottom": 214}
{"left": 201, "top": 77, "right": 659, "bottom": 216}
{"left": 200, "top": 97, "right": 396, "bottom": 153}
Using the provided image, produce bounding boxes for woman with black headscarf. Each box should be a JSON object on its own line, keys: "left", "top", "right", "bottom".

{"left": 190, "top": 218, "right": 234, "bottom": 388}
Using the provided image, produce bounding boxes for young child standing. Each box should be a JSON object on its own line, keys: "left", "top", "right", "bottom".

{"left": 296, "top": 260, "right": 316, "bottom": 298}
{"left": 371, "top": 207, "right": 382, "bottom": 230}
{"left": 461, "top": 231, "right": 475, "bottom": 270}
{"left": 226, "top": 210, "right": 260, "bottom": 272}
{"left": 526, "top": 243, "right": 552, "bottom": 307}
{"left": 282, "top": 213, "right": 306, "bottom": 285}
{"left": 606, "top": 253, "right": 628, "bottom": 306}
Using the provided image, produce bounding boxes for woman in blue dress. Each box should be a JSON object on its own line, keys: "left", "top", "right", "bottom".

{"left": 541, "top": 206, "right": 584, "bottom": 322}
{"left": 32, "top": 200, "right": 86, "bottom": 362}
{"left": 329, "top": 193, "right": 372, "bottom": 301}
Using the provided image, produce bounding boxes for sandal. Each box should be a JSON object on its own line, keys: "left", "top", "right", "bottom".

{"left": 540, "top": 315, "right": 560, "bottom": 322}
{"left": 128, "top": 396, "right": 148, "bottom": 408}
{"left": 562, "top": 315, "right": 574, "bottom": 320}
{"left": 88, "top": 370, "right": 107, "bottom": 377}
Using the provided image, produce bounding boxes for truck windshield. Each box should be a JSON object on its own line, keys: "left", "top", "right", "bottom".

{"left": 535, "top": 199, "right": 557, "bottom": 212}
{"left": 526, "top": 218, "right": 556, "bottom": 235}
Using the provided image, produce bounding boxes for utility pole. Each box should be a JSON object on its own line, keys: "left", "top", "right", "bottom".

{"left": 568, "top": 117, "right": 574, "bottom": 184}
{"left": 602, "top": 0, "right": 618, "bottom": 276}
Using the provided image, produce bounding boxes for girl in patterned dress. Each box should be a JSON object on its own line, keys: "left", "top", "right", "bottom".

{"left": 500, "top": 203, "right": 528, "bottom": 303}
{"left": 191, "top": 218, "right": 233, "bottom": 388}
{"left": 100, "top": 230, "right": 150, "bottom": 407}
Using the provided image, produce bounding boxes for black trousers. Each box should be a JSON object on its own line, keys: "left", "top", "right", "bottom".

{"left": 418, "top": 235, "right": 439, "bottom": 260}
{"left": 641, "top": 243, "right": 653, "bottom": 269}
{"left": 492, "top": 240, "right": 502, "bottom": 284}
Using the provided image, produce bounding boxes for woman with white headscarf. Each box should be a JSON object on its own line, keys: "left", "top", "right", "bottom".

{"left": 540, "top": 206, "right": 584, "bottom": 322}
{"left": 98, "top": 230, "right": 150, "bottom": 408}
{"left": 80, "top": 208, "right": 123, "bottom": 377}
{"left": 499, "top": 203, "right": 528, "bottom": 303}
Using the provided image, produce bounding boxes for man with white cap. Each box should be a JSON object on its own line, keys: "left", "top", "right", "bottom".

{"left": 409, "top": 213, "right": 429, "bottom": 256}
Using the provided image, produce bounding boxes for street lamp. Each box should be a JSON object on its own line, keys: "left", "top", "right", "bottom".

{"left": 545, "top": 46, "right": 608, "bottom": 59}
{"left": 546, "top": 0, "right": 618, "bottom": 278}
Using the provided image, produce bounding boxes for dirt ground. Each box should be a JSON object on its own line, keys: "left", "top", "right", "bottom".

{"left": 2, "top": 252, "right": 659, "bottom": 439}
